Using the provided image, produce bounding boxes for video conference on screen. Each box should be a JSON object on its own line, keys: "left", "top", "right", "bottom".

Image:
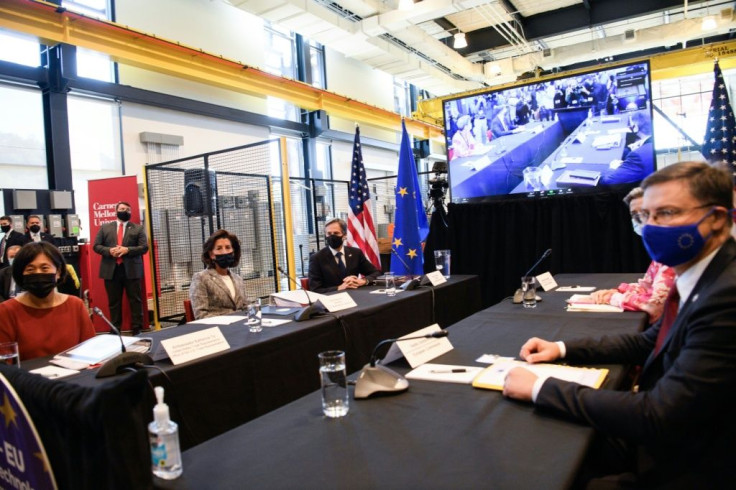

{"left": 444, "top": 61, "right": 655, "bottom": 203}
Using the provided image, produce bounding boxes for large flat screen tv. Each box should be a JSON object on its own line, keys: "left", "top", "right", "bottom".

{"left": 443, "top": 61, "right": 654, "bottom": 203}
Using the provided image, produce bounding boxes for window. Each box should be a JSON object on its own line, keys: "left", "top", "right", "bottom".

{"left": 307, "top": 40, "right": 326, "bottom": 89}
{"left": 264, "top": 25, "right": 299, "bottom": 122}
{"left": 651, "top": 68, "right": 736, "bottom": 151}
{"left": 68, "top": 94, "right": 123, "bottom": 238}
{"left": 62, "top": 0, "right": 114, "bottom": 82}
{"left": 0, "top": 84, "right": 47, "bottom": 189}
{"left": 394, "top": 78, "right": 411, "bottom": 117}
{"left": 0, "top": 31, "right": 40, "bottom": 67}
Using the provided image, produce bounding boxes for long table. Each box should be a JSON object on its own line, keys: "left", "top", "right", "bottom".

{"left": 25, "top": 275, "right": 481, "bottom": 449}
{"left": 158, "top": 273, "right": 647, "bottom": 489}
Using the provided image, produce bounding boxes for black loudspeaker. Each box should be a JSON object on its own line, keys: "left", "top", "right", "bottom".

{"left": 308, "top": 110, "right": 326, "bottom": 138}
{"left": 413, "top": 139, "right": 429, "bottom": 160}
{"left": 184, "top": 169, "right": 217, "bottom": 217}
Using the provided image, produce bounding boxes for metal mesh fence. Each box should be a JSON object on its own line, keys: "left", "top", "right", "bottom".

{"left": 145, "top": 140, "right": 280, "bottom": 322}
{"left": 146, "top": 137, "right": 446, "bottom": 323}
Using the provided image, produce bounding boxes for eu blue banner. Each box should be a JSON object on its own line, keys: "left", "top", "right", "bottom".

{"left": 391, "top": 121, "right": 429, "bottom": 276}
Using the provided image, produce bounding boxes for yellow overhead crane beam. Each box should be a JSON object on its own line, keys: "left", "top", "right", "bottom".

{"left": 415, "top": 40, "right": 736, "bottom": 125}
{"left": 0, "top": 0, "right": 443, "bottom": 142}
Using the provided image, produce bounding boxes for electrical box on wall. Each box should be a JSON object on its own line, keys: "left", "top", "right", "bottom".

{"left": 13, "top": 190, "right": 37, "bottom": 209}
{"left": 47, "top": 214, "right": 63, "bottom": 237}
{"left": 66, "top": 215, "right": 81, "bottom": 237}
{"left": 49, "top": 191, "right": 73, "bottom": 210}
{"left": 9, "top": 215, "right": 24, "bottom": 234}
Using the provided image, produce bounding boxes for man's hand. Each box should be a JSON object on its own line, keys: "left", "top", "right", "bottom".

{"left": 519, "top": 337, "right": 561, "bottom": 364}
{"left": 339, "top": 276, "right": 363, "bottom": 290}
{"left": 502, "top": 367, "right": 538, "bottom": 402}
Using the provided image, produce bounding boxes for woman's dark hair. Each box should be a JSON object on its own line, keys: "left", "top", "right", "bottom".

{"left": 12, "top": 241, "right": 68, "bottom": 285}
{"left": 201, "top": 229, "right": 241, "bottom": 268}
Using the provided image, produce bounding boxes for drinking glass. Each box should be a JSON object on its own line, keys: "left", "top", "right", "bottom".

{"left": 521, "top": 276, "right": 537, "bottom": 309}
{"left": 247, "top": 299, "right": 262, "bottom": 333}
{"left": 433, "top": 250, "right": 451, "bottom": 278}
{"left": 0, "top": 342, "right": 20, "bottom": 368}
{"left": 318, "top": 350, "right": 349, "bottom": 418}
{"left": 385, "top": 273, "right": 396, "bottom": 297}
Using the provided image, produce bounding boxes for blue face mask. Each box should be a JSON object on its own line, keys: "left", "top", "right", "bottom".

{"left": 641, "top": 209, "right": 714, "bottom": 266}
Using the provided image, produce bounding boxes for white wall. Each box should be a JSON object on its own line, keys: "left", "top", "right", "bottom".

{"left": 121, "top": 102, "right": 270, "bottom": 179}
{"left": 330, "top": 140, "right": 398, "bottom": 180}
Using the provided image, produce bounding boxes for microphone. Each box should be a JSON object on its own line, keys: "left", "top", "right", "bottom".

{"left": 277, "top": 266, "right": 324, "bottom": 322}
{"left": 92, "top": 307, "right": 153, "bottom": 378}
{"left": 513, "top": 248, "right": 552, "bottom": 304}
{"left": 354, "top": 329, "right": 450, "bottom": 399}
{"left": 390, "top": 248, "right": 423, "bottom": 290}
{"left": 93, "top": 306, "right": 125, "bottom": 353}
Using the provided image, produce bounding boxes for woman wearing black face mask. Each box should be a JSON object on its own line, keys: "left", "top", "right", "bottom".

{"left": 0, "top": 242, "right": 95, "bottom": 361}
{"left": 189, "top": 230, "right": 250, "bottom": 320}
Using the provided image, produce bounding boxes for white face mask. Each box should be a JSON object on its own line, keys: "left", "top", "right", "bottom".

{"left": 8, "top": 257, "right": 14, "bottom": 266}
{"left": 632, "top": 219, "right": 643, "bottom": 236}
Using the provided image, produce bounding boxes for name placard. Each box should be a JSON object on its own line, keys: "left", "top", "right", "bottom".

{"left": 397, "top": 324, "right": 453, "bottom": 368}
{"left": 425, "top": 271, "right": 447, "bottom": 286}
{"left": 536, "top": 271, "right": 558, "bottom": 291}
{"left": 317, "top": 292, "right": 357, "bottom": 312}
{"left": 160, "top": 327, "right": 230, "bottom": 365}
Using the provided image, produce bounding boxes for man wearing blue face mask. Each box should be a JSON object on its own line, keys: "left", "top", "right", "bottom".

{"left": 503, "top": 162, "right": 736, "bottom": 487}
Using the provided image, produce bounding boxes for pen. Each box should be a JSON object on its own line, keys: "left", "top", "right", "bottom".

{"left": 430, "top": 369, "right": 467, "bottom": 373}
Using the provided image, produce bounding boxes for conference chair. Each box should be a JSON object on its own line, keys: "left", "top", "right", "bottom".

{"left": 183, "top": 299, "right": 195, "bottom": 322}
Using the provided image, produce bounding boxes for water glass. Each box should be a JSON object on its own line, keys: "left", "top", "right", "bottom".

{"left": 0, "top": 342, "right": 20, "bottom": 368}
{"left": 247, "top": 299, "right": 262, "bottom": 333}
{"left": 521, "top": 276, "right": 537, "bottom": 309}
{"left": 433, "top": 250, "right": 451, "bottom": 278}
{"left": 318, "top": 350, "right": 349, "bottom": 418}
{"left": 385, "top": 273, "right": 396, "bottom": 297}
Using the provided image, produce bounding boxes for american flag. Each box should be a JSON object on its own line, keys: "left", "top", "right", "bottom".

{"left": 701, "top": 61, "right": 736, "bottom": 182}
{"left": 347, "top": 126, "right": 381, "bottom": 268}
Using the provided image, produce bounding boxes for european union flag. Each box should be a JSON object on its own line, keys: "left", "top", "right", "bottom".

{"left": 391, "top": 121, "right": 429, "bottom": 276}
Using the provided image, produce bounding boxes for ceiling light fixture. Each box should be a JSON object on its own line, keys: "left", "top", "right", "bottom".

{"left": 453, "top": 32, "right": 468, "bottom": 49}
{"left": 701, "top": 16, "right": 717, "bottom": 31}
{"left": 398, "top": 0, "right": 414, "bottom": 11}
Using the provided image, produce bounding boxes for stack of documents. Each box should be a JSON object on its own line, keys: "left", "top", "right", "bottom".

{"left": 51, "top": 335, "right": 152, "bottom": 370}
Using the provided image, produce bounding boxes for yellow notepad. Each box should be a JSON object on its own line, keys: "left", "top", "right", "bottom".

{"left": 472, "top": 360, "right": 608, "bottom": 391}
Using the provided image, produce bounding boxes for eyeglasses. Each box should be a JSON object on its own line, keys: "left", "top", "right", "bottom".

{"left": 636, "top": 204, "right": 715, "bottom": 225}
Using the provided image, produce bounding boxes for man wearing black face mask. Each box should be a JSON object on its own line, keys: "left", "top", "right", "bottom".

{"left": 93, "top": 201, "right": 149, "bottom": 336}
{"left": 24, "top": 215, "right": 54, "bottom": 243}
{"left": 503, "top": 162, "right": 736, "bottom": 487}
{"left": 0, "top": 215, "right": 29, "bottom": 268}
{"left": 308, "top": 218, "right": 380, "bottom": 293}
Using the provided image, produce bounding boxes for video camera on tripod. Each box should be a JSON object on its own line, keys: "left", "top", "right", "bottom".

{"left": 426, "top": 161, "right": 449, "bottom": 227}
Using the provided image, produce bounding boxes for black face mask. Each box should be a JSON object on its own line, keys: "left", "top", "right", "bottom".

{"left": 29, "top": 225, "right": 41, "bottom": 234}
{"left": 326, "top": 234, "right": 344, "bottom": 249}
{"left": 0, "top": 225, "right": 10, "bottom": 233}
{"left": 22, "top": 273, "right": 57, "bottom": 299}
{"left": 213, "top": 253, "right": 235, "bottom": 269}
{"left": 117, "top": 211, "right": 131, "bottom": 222}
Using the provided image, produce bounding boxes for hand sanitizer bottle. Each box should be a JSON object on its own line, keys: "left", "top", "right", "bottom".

{"left": 149, "top": 386, "right": 183, "bottom": 479}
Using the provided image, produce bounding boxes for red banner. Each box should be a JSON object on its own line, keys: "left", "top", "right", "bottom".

{"left": 84, "top": 176, "right": 149, "bottom": 332}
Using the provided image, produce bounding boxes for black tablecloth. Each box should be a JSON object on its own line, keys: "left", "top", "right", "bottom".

{"left": 24, "top": 275, "right": 481, "bottom": 449}
{"left": 158, "top": 273, "right": 647, "bottom": 489}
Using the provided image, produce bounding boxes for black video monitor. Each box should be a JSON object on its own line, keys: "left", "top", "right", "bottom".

{"left": 443, "top": 61, "right": 654, "bottom": 203}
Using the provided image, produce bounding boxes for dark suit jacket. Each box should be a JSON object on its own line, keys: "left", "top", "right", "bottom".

{"left": 24, "top": 232, "right": 54, "bottom": 243}
{"left": 490, "top": 114, "right": 514, "bottom": 138}
{"left": 536, "top": 238, "right": 736, "bottom": 486}
{"left": 601, "top": 140, "right": 654, "bottom": 185}
{"left": 93, "top": 221, "right": 148, "bottom": 280}
{"left": 0, "top": 267, "right": 14, "bottom": 301}
{"left": 308, "top": 246, "right": 380, "bottom": 293}
{"left": 1, "top": 230, "right": 29, "bottom": 266}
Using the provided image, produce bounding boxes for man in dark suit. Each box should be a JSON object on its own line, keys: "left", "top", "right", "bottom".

{"left": 490, "top": 106, "right": 515, "bottom": 138}
{"left": 0, "top": 245, "right": 21, "bottom": 301}
{"left": 601, "top": 112, "right": 654, "bottom": 185}
{"left": 308, "top": 218, "right": 380, "bottom": 293}
{"left": 0, "top": 216, "right": 29, "bottom": 268}
{"left": 503, "top": 162, "right": 736, "bottom": 487}
{"left": 93, "top": 201, "right": 148, "bottom": 335}
{"left": 24, "top": 215, "right": 54, "bottom": 243}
